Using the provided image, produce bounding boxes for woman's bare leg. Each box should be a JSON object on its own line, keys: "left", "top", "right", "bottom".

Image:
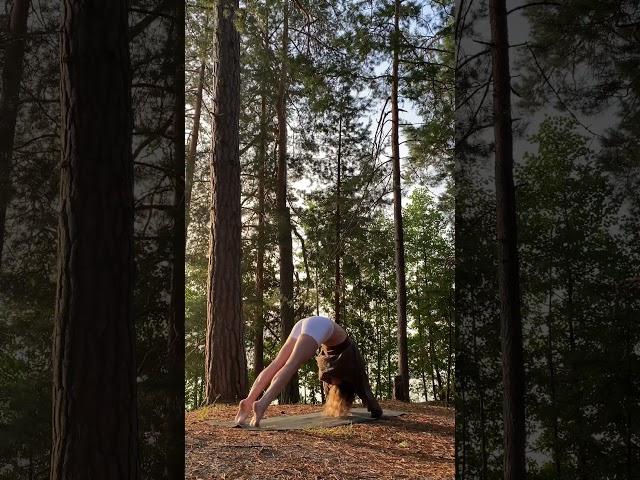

{"left": 250, "top": 334, "right": 318, "bottom": 427}
{"left": 234, "top": 336, "right": 297, "bottom": 424}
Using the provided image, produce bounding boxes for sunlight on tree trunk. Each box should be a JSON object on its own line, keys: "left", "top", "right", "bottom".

{"left": 205, "top": 0, "right": 249, "bottom": 403}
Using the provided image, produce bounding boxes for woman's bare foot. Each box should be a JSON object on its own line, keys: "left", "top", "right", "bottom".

{"left": 234, "top": 398, "right": 252, "bottom": 425}
{"left": 250, "top": 399, "right": 268, "bottom": 427}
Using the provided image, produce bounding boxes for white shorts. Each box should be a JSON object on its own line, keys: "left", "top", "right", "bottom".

{"left": 289, "top": 316, "right": 335, "bottom": 346}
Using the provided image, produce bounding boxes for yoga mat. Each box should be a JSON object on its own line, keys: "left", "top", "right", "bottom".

{"left": 206, "top": 408, "right": 406, "bottom": 431}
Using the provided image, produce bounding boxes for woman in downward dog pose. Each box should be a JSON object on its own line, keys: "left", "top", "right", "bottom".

{"left": 235, "top": 315, "right": 382, "bottom": 427}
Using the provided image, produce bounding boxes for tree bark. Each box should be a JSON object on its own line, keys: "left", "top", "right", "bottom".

{"left": 541, "top": 227, "right": 561, "bottom": 476}
{"left": 0, "top": 0, "right": 29, "bottom": 271}
{"left": 276, "top": 0, "right": 298, "bottom": 403}
{"left": 566, "top": 266, "right": 587, "bottom": 480}
{"left": 622, "top": 292, "right": 633, "bottom": 480}
{"left": 472, "top": 311, "right": 488, "bottom": 480}
{"left": 391, "top": 0, "right": 410, "bottom": 402}
{"left": 334, "top": 116, "right": 343, "bottom": 324}
{"left": 445, "top": 305, "right": 453, "bottom": 406}
{"left": 253, "top": 92, "right": 267, "bottom": 378}
{"left": 51, "top": 1, "right": 137, "bottom": 477}
{"left": 427, "top": 323, "right": 438, "bottom": 400}
{"left": 546, "top": 263, "right": 561, "bottom": 478}
{"left": 376, "top": 313, "right": 382, "bottom": 398}
{"left": 422, "top": 253, "right": 438, "bottom": 400}
{"left": 205, "top": 0, "right": 248, "bottom": 403}
{"left": 460, "top": 380, "right": 467, "bottom": 479}
{"left": 430, "top": 325, "right": 444, "bottom": 398}
{"left": 199, "top": 374, "right": 204, "bottom": 405}
{"left": 314, "top": 258, "right": 320, "bottom": 315}
{"left": 489, "top": 0, "right": 526, "bottom": 477}
{"left": 416, "top": 298, "right": 430, "bottom": 401}
{"left": 382, "top": 269, "right": 393, "bottom": 398}
{"left": 386, "top": 277, "right": 392, "bottom": 399}
{"left": 185, "top": 60, "right": 206, "bottom": 239}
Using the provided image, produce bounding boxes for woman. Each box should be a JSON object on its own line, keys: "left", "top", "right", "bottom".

{"left": 235, "top": 315, "right": 382, "bottom": 427}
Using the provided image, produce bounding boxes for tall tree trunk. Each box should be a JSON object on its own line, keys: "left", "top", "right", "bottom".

{"left": 0, "top": 0, "right": 29, "bottom": 271}
{"left": 422, "top": 253, "right": 438, "bottom": 399}
{"left": 276, "top": 0, "right": 298, "bottom": 404}
{"left": 489, "top": 0, "right": 526, "bottom": 477}
{"left": 460, "top": 381, "right": 467, "bottom": 480}
{"left": 429, "top": 333, "right": 437, "bottom": 401}
{"left": 391, "top": 0, "right": 410, "bottom": 402}
{"left": 558, "top": 189, "right": 587, "bottom": 475}
{"left": 427, "top": 323, "right": 441, "bottom": 400}
{"left": 166, "top": 2, "right": 185, "bottom": 476}
{"left": 376, "top": 313, "right": 382, "bottom": 398}
{"left": 315, "top": 259, "right": 320, "bottom": 315}
{"left": 472, "top": 311, "right": 488, "bottom": 480}
{"left": 622, "top": 293, "right": 633, "bottom": 480}
{"left": 185, "top": 60, "right": 206, "bottom": 239}
{"left": 334, "top": 116, "right": 342, "bottom": 324}
{"left": 385, "top": 274, "right": 392, "bottom": 398}
{"left": 566, "top": 268, "right": 587, "bottom": 479}
{"left": 387, "top": 343, "right": 392, "bottom": 398}
{"left": 547, "top": 290, "right": 561, "bottom": 477}
{"left": 253, "top": 93, "right": 267, "bottom": 378}
{"left": 420, "top": 363, "right": 429, "bottom": 402}
{"left": 199, "top": 373, "right": 204, "bottom": 405}
{"left": 51, "top": 1, "right": 137, "bottom": 477}
{"left": 445, "top": 305, "right": 453, "bottom": 406}
{"left": 205, "top": 0, "right": 248, "bottom": 403}
{"left": 192, "top": 376, "right": 198, "bottom": 409}
{"left": 416, "top": 298, "right": 430, "bottom": 401}
{"left": 418, "top": 322, "right": 429, "bottom": 401}
{"left": 545, "top": 232, "right": 561, "bottom": 478}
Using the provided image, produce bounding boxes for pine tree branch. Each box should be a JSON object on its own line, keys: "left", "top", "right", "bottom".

{"left": 506, "top": 2, "right": 560, "bottom": 15}
{"left": 129, "top": 0, "right": 174, "bottom": 40}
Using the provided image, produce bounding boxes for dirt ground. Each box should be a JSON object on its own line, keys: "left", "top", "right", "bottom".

{"left": 186, "top": 400, "right": 454, "bottom": 480}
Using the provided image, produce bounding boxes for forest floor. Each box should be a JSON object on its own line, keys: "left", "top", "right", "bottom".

{"left": 185, "top": 400, "right": 454, "bottom": 480}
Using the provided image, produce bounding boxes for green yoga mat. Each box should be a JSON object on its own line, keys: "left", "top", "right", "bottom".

{"left": 207, "top": 408, "right": 406, "bottom": 431}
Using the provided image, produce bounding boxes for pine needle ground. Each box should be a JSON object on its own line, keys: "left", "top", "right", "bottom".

{"left": 186, "top": 400, "right": 454, "bottom": 479}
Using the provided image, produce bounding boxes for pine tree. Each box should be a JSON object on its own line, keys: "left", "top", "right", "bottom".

{"left": 488, "top": 0, "right": 526, "bottom": 477}
{"left": 205, "top": 0, "right": 249, "bottom": 403}
{"left": 51, "top": 1, "right": 137, "bottom": 476}
{"left": 275, "top": 0, "right": 299, "bottom": 403}
{"left": 0, "top": 0, "right": 29, "bottom": 270}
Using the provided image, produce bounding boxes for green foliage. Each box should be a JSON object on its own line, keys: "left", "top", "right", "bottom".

{"left": 517, "top": 117, "right": 640, "bottom": 478}
{"left": 405, "top": 189, "right": 454, "bottom": 402}
{"left": 456, "top": 115, "right": 640, "bottom": 478}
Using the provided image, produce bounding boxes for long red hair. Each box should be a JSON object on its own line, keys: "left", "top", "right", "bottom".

{"left": 324, "top": 383, "right": 356, "bottom": 417}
